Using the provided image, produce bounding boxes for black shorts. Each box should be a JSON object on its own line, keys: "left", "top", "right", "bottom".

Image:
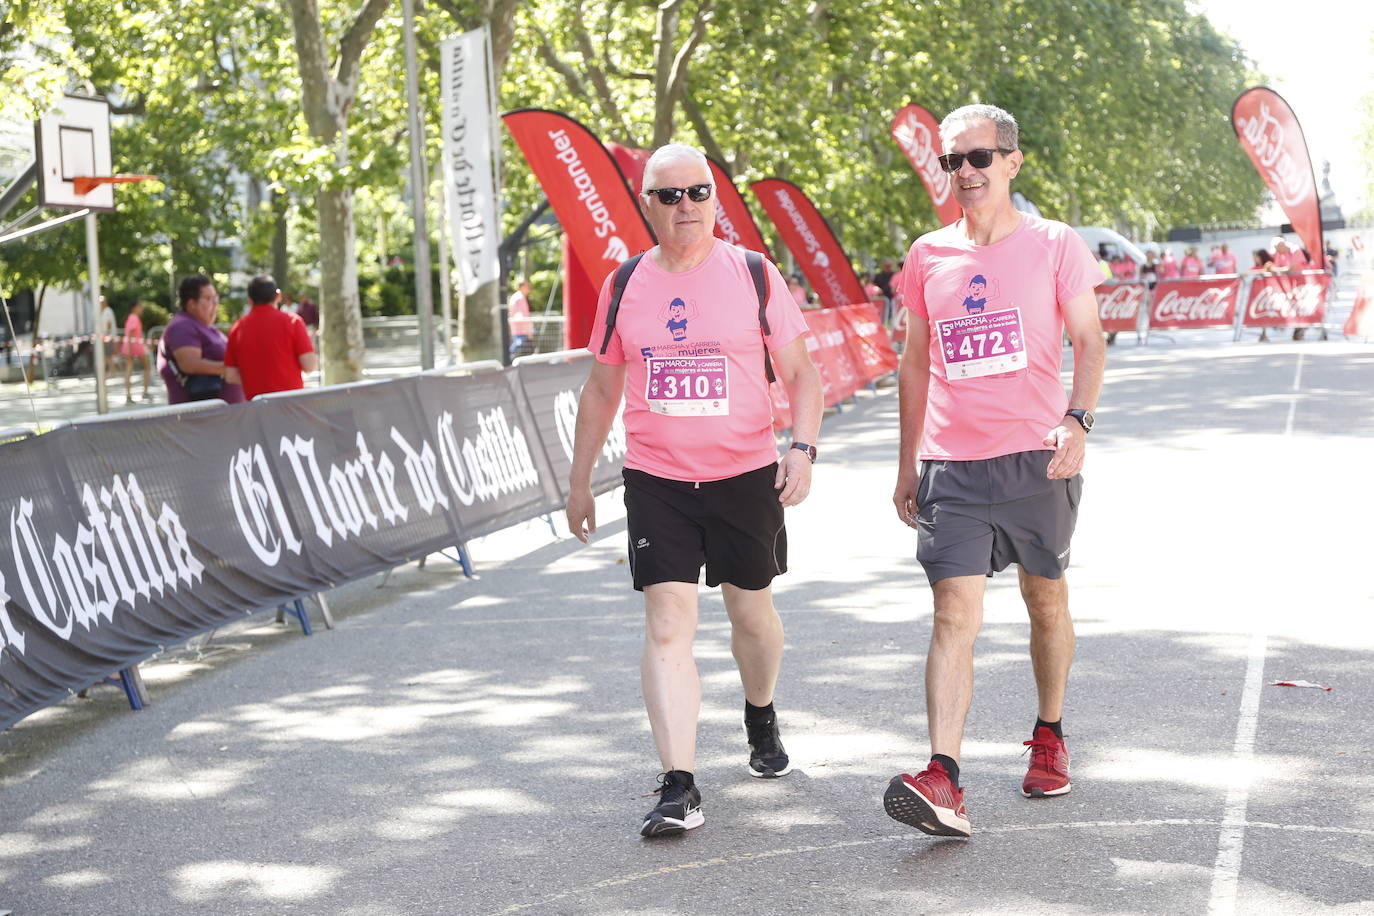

{"left": 622, "top": 464, "right": 787, "bottom": 592}
{"left": 915, "top": 450, "right": 1082, "bottom": 585}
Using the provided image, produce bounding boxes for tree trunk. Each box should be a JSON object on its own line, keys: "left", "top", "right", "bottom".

{"left": 461, "top": 280, "right": 500, "bottom": 362}
{"left": 271, "top": 188, "right": 290, "bottom": 288}
{"left": 318, "top": 183, "right": 365, "bottom": 381}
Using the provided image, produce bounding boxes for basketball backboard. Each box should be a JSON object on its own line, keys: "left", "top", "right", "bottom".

{"left": 34, "top": 94, "right": 114, "bottom": 212}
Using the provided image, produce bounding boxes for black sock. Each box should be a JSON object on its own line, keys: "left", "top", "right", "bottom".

{"left": 666, "top": 769, "right": 694, "bottom": 787}
{"left": 744, "top": 700, "right": 774, "bottom": 723}
{"left": 930, "top": 753, "right": 960, "bottom": 788}
{"left": 1035, "top": 718, "right": 1064, "bottom": 739}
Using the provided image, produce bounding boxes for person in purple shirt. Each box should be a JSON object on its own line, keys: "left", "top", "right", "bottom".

{"left": 157, "top": 274, "right": 245, "bottom": 404}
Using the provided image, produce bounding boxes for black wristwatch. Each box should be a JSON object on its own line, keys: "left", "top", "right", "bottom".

{"left": 790, "top": 442, "right": 817, "bottom": 463}
{"left": 1064, "top": 409, "right": 1094, "bottom": 433}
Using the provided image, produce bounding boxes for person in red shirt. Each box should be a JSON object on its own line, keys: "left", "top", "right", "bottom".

{"left": 224, "top": 275, "right": 318, "bottom": 400}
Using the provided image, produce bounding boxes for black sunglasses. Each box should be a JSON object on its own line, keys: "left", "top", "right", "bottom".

{"left": 643, "top": 183, "right": 713, "bottom": 205}
{"left": 937, "top": 148, "right": 1015, "bottom": 172}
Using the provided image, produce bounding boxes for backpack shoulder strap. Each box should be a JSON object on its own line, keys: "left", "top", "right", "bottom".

{"left": 598, "top": 252, "right": 646, "bottom": 355}
{"left": 745, "top": 250, "right": 777, "bottom": 384}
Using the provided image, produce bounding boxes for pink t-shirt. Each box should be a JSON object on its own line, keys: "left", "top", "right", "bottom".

{"left": 590, "top": 240, "right": 808, "bottom": 481}
{"left": 508, "top": 290, "right": 534, "bottom": 336}
{"left": 120, "top": 313, "right": 146, "bottom": 357}
{"left": 900, "top": 214, "right": 1100, "bottom": 461}
{"left": 1215, "top": 252, "right": 1237, "bottom": 274}
{"left": 1159, "top": 255, "right": 1180, "bottom": 280}
{"left": 1271, "top": 249, "right": 1307, "bottom": 271}
{"left": 1181, "top": 255, "right": 1203, "bottom": 277}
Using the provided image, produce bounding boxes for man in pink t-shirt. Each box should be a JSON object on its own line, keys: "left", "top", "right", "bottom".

{"left": 884, "top": 104, "right": 1105, "bottom": 840}
{"left": 566, "top": 144, "right": 822, "bottom": 839}
{"left": 1180, "top": 246, "right": 1203, "bottom": 277}
{"left": 1214, "top": 243, "right": 1238, "bottom": 275}
{"left": 1159, "top": 248, "right": 1180, "bottom": 280}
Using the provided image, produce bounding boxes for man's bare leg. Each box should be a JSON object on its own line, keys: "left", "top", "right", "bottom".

{"left": 927, "top": 575, "right": 986, "bottom": 762}
{"left": 1018, "top": 569, "right": 1074, "bottom": 722}
{"left": 721, "top": 583, "right": 783, "bottom": 706}
{"left": 641, "top": 581, "right": 701, "bottom": 772}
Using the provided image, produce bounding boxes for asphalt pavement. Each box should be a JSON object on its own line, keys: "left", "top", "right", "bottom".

{"left": 1, "top": 294, "right": 1372, "bottom": 914}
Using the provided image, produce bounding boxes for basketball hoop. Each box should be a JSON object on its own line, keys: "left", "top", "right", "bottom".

{"left": 72, "top": 174, "right": 158, "bottom": 196}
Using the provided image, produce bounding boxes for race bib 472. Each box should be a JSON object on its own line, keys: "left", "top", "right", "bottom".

{"left": 936, "top": 307, "right": 1027, "bottom": 380}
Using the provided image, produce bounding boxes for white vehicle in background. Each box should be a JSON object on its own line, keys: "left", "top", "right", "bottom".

{"left": 1073, "top": 226, "right": 1148, "bottom": 266}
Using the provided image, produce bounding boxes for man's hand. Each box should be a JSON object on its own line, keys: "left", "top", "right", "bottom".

{"left": 774, "top": 449, "right": 813, "bottom": 507}
{"left": 1043, "top": 422, "right": 1086, "bottom": 479}
{"left": 893, "top": 465, "right": 920, "bottom": 529}
{"left": 566, "top": 486, "right": 597, "bottom": 543}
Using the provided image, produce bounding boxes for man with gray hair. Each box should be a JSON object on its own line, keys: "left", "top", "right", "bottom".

{"left": 566, "top": 143, "right": 823, "bottom": 838}
{"left": 885, "top": 104, "right": 1106, "bottom": 837}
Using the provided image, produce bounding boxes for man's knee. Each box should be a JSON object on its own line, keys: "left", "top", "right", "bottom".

{"left": 644, "top": 587, "right": 698, "bottom": 647}
{"left": 1019, "top": 572, "right": 1069, "bottom": 624}
{"left": 931, "top": 577, "right": 984, "bottom": 638}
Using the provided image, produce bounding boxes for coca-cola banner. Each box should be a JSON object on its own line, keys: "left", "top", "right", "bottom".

{"left": 0, "top": 361, "right": 626, "bottom": 730}
{"left": 503, "top": 109, "right": 655, "bottom": 285}
{"left": 1095, "top": 281, "right": 1147, "bottom": 333}
{"left": 707, "top": 156, "right": 773, "bottom": 259}
{"left": 890, "top": 103, "right": 961, "bottom": 226}
{"left": 751, "top": 178, "right": 866, "bottom": 310}
{"left": 1232, "top": 88, "right": 1324, "bottom": 269}
{"left": 1150, "top": 277, "right": 1242, "bottom": 330}
{"left": 1243, "top": 272, "right": 1330, "bottom": 328}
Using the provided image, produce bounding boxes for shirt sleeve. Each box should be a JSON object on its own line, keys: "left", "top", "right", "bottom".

{"left": 587, "top": 270, "right": 623, "bottom": 364}
{"left": 291, "top": 315, "right": 314, "bottom": 355}
{"left": 899, "top": 242, "right": 927, "bottom": 319}
{"left": 1056, "top": 230, "right": 1102, "bottom": 303}
{"left": 761, "top": 258, "right": 808, "bottom": 351}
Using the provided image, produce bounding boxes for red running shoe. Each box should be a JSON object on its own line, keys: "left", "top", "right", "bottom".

{"left": 1022, "top": 725, "right": 1072, "bottom": 797}
{"left": 883, "top": 760, "right": 971, "bottom": 837}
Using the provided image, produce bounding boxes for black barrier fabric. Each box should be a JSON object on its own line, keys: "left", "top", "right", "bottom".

{"left": 0, "top": 364, "right": 624, "bottom": 730}
{"left": 513, "top": 356, "right": 627, "bottom": 501}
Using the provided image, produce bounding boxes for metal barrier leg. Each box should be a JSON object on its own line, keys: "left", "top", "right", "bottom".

{"left": 313, "top": 593, "right": 335, "bottom": 629}
{"left": 118, "top": 665, "right": 148, "bottom": 710}
{"left": 278, "top": 600, "right": 312, "bottom": 635}
{"left": 542, "top": 513, "right": 559, "bottom": 538}
{"left": 437, "top": 545, "right": 476, "bottom": 578}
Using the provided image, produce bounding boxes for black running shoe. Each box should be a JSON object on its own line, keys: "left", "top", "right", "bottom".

{"left": 745, "top": 710, "right": 792, "bottom": 778}
{"left": 640, "top": 770, "right": 704, "bottom": 838}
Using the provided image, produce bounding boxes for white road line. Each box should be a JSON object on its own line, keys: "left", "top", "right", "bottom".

{"left": 1283, "top": 352, "right": 1305, "bottom": 437}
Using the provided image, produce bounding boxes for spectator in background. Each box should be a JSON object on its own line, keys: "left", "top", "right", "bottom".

{"left": 862, "top": 273, "right": 884, "bottom": 306}
{"left": 98, "top": 296, "right": 118, "bottom": 370}
{"left": 224, "top": 274, "right": 318, "bottom": 400}
{"left": 1214, "top": 243, "right": 1237, "bottom": 275}
{"left": 1141, "top": 249, "right": 1160, "bottom": 289}
{"left": 120, "top": 299, "right": 152, "bottom": 404}
{"left": 1324, "top": 240, "right": 1338, "bottom": 278}
{"left": 1159, "top": 247, "right": 1180, "bottom": 280}
{"left": 874, "top": 258, "right": 896, "bottom": 301}
{"left": 1096, "top": 244, "right": 1114, "bottom": 282}
{"left": 788, "top": 274, "right": 811, "bottom": 308}
{"left": 1206, "top": 245, "right": 1222, "bottom": 274}
{"left": 507, "top": 278, "right": 535, "bottom": 359}
{"left": 1111, "top": 253, "right": 1137, "bottom": 282}
{"left": 1180, "top": 246, "right": 1203, "bottom": 277}
{"left": 158, "top": 274, "right": 244, "bottom": 404}
{"left": 296, "top": 294, "right": 319, "bottom": 327}
{"left": 1268, "top": 237, "right": 1312, "bottom": 340}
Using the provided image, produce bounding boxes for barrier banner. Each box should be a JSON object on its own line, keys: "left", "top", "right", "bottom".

{"left": 1345, "top": 272, "right": 1374, "bottom": 337}
{"left": 707, "top": 157, "right": 773, "bottom": 259}
{"left": 513, "top": 357, "right": 626, "bottom": 501}
{"left": 1095, "top": 281, "right": 1147, "bottom": 333}
{"left": 834, "top": 303, "right": 899, "bottom": 379}
{"left": 750, "top": 178, "right": 866, "bottom": 309}
{"left": 503, "top": 108, "right": 654, "bottom": 286}
{"left": 1243, "top": 271, "right": 1330, "bottom": 328}
{"left": 1150, "top": 277, "right": 1241, "bottom": 330}
{"left": 440, "top": 28, "right": 500, "bottom": 295}
{"left": 803, "top": 309, "right": 862, "bottom": 405}
{"left": 890, "top": 103, "right": 961, "bottom": 226}
{"left": 1232, "top": 88, "right": 1324, "bottom": 268}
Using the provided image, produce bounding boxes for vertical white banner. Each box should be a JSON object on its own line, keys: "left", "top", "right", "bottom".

{"left": 441, "top": 27, "right": 499, "bottom": 296}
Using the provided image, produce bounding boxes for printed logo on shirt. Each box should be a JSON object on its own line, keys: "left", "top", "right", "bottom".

{"left": 637, "top": 537, "right": 650, "bottom": 548}
{"left": 661, "top": 297, "right": 699, "bottom": 341}
{"left": 961, "top": 274, "right": 1000, "bottom": 314}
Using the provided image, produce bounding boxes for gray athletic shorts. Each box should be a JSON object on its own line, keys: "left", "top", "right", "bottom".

{"left": 915, "top": 449, "right": 1082, "bottom": 585}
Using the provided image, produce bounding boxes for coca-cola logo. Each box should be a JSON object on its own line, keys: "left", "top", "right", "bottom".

{"left": 1248, "top": 279, "right": 1325, "bottom": 319}
{"left": 1153, "top": 284, "right": 1235, "bottom": 323}
{"left": 1096, "top": 284, "right": 1144, "bottom": 320}
{"left": 892, "top": 113, "right": 951, "bottom": 205}
{"left": 1236, "top": 100, "right": 1314, "bottom": 209}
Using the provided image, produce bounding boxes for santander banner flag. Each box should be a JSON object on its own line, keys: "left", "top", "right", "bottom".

{"left": 1232, "top": 88, "right": 1324, "bottom": 268}
{"left": 503, "top": 109, "right": 654, "bottom": 288}
{"left": 890, "top": 104, "right": 961, "bottom": 226}
{"left": 750, "top": 178, "right": 866, "bottom": 309}
{"left": 707, "top": 156, "right": 773, "bottom": 259}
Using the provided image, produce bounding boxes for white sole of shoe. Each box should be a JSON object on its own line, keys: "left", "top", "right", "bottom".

{"left": 640, "top": 808, "right": 704, "bottom": 838}
{"left": 747, "top": 762, "right": 792, "bottom": 778}
{"left": 883, "top": 777, "right": 971, "bottom": 838}
{"left": 1022, "top": 781, "right": 1072, "bottom": 798}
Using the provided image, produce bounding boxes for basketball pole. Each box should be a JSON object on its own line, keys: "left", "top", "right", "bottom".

{"left": 85, "top": 211, "right": 108, "bottom": 414}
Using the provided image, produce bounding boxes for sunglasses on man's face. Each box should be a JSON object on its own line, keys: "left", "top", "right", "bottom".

{"left": 643, "top": 183, "right": 713, "bottom": 205}
{"left": 937, "top": 148, "right": 1015, "bottom": 173}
